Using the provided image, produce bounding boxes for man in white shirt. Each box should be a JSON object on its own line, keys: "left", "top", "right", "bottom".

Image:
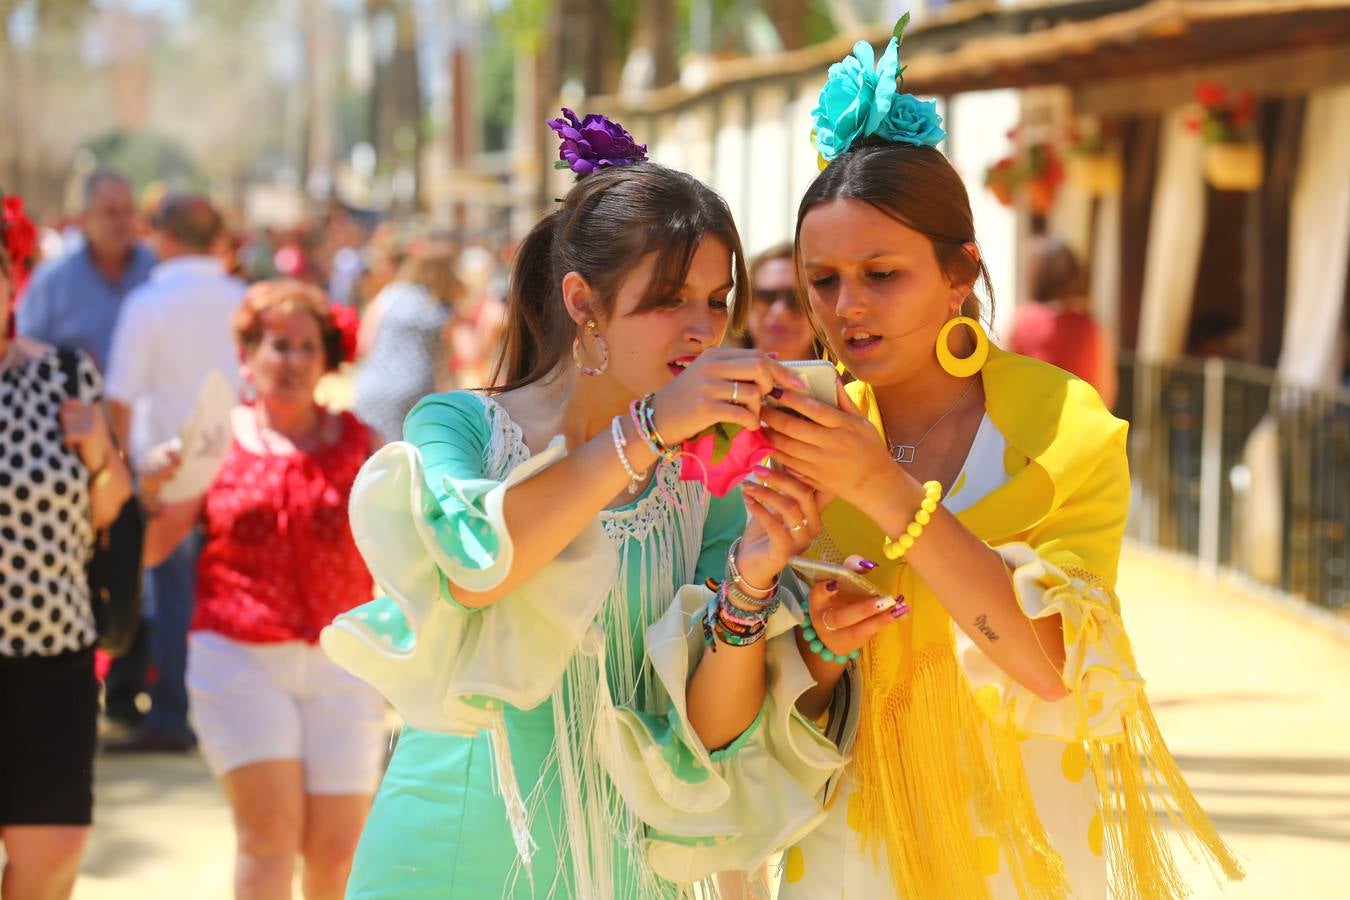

{"left": 103, "top": 194, "right": 245, "bottom": 751}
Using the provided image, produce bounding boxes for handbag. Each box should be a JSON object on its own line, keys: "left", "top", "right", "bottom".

{"left": 57, "top": 348, "right": 145, "bottom": 656}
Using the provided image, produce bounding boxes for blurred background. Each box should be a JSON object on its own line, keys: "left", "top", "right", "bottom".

{"left": 2, "top": 0, "right": 1348, "bottom": 897}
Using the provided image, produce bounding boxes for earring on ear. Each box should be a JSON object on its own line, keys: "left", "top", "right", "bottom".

{"left": 239, "top": 365, "right": 258, "bottom": 404}
{"left": 935, "top": 313, "right": 989, "bottom": 377}
{"left": 572, "top": 319, "right": 609, "bottom": 376}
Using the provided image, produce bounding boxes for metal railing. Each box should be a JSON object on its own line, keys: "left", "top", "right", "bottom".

{"left": 1116, "top": 352, "right": 1350, "bottom": 611}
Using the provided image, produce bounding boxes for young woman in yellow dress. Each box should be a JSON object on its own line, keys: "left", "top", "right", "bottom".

{"left": 757, "top": 32, "right": 1245, "bottom": 898}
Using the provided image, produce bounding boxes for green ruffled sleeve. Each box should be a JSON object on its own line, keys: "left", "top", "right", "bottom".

{"left": 320, "top": 391, "right": 619, "bottom": 735}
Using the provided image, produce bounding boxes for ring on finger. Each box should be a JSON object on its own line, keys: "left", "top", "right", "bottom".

{"left": 821, "top": 608, "right": 839, "bottom": 631}
{"left": 730, "top": 381, "right": 741, "bottom": 405}
{"left": 788, "top": 518, "right": 808, "bottom": 533}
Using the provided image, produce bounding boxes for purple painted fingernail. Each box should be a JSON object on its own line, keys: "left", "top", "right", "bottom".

{"left": 858, "top": 559, "right": 878, "bottom": 571}
{"left": 769, "top": 388, "right": 784, "bottom": 399}
{"left": 825, "top": 580, "right": 839, "bottom": 591}
{"left": 890, "top": 602, "right": 911, "bottom": 619}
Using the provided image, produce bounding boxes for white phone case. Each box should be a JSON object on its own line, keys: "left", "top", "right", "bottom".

{"left": 777, "top": 359, "right": 838, "bottom": 407}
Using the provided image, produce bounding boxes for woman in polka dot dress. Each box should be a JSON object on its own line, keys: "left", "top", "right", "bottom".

{"left": 754, "top": 36, "right": 1244, "bottom": 899}
{"left": 0, "top": 195, "right": 133, "bottom": 899}
{"left": 139, "top": 280, "right": 385, "bottom": 900}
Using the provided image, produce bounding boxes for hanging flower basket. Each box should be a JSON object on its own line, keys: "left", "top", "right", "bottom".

{"left": 983, "top": 157, "right": 1019, "bottom": 207}
{"left": 1068, "top": 151, "right": 1123, "bottom": 196}
{"left": 1064, "top": 119, "right": 1122, "bottom": 197}
{"left": 1204, "top": 141, "right": 1264, "bottom": 191}
{"left": 1189, "top": 81, "right": 1262, "bottom": 191}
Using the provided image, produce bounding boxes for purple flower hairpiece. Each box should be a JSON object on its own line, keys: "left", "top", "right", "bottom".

{"left": 547, "top": 108, "right": 648, "bottom": 177}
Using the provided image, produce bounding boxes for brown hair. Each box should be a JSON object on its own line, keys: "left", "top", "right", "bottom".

{"left": 794, "top": 141, "right": 995, "bottom": 334}
{"left": 490, "top": 162, "right": 750, "bottom": 393}
{"left": 1026, "top": 235, "right": 1085, "bottom": 305}
{"left": 397, "top": 242, "right": 464, "bottom": 309}
{"left": 749, "top": 240, "right": 795, "bottom": 286}
{"left": 232, "top": 279, "right": 344, "bottom": 370}
{"left": 152, "top": 193, "right": 224, "bottom": 254}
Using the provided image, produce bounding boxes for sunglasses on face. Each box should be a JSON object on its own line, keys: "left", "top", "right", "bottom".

{"left": 751, "top": 288, "right": 804, "bottom": 312}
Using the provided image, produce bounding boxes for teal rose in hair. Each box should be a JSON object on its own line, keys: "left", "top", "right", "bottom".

{"left": 877, "top": 93, "right": 946, "bottom": 148}
{"left": 811, "top": 38, "right": 899, "bottom": 162}
{"left": 810, "top": 26, "right": 946, "bottom": 163}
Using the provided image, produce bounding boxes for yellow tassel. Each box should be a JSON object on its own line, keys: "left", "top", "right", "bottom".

{"left": 851, "top": 644, "right": 1069, "bottom": 899}
{"left": 1087, "top": 699, "right": 1245, "bottom": 899}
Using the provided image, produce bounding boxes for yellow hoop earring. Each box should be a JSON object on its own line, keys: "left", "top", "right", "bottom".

{"left": 935, "top": 316, "right": 989, "bottom": 378}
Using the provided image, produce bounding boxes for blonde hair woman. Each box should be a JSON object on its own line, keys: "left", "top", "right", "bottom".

{"left": 352, "top": 240, "right": 464, "bottom": 443}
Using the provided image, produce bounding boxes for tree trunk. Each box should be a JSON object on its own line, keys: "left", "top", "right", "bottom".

{"left": 768, "top": 0, "right": 810, "bottom": 51}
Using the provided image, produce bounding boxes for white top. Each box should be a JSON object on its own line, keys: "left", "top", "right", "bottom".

{"left": 104, "top": 256, "right": 246, "bottom": 467}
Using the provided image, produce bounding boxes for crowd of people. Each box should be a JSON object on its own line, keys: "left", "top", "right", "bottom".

{"left": 0, "top": 30, "right": 1243, "bottom": 900}
{"left": 0, "top": 171, "right": 509, "bottom": 898}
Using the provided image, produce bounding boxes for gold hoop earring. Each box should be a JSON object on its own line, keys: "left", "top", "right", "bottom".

{"left": 572, "top": 319, "right": 609, "bottom": 376}
{"left": 935, "top": 316, "right": 989, "bottom": 378}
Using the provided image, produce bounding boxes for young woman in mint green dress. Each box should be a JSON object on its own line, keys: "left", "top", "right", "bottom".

{"left": 322, "top": 117, "right": 863, "bottom": 898}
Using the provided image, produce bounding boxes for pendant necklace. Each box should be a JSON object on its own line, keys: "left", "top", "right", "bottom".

{"left": 887, "top": 377, "right": 978, "bottom": 464}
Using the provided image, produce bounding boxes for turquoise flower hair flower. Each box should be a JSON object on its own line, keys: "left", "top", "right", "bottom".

{"left": 810, "top": 33, "right": 945, "bottom": 163}
{"left": 877, "top": 93, "right": 946, "bottom": 148}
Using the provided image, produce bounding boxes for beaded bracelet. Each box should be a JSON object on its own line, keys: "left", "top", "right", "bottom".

{"left": 881, "top": 480, "right": 942, "bottom": 562}
{"left": 798, "top": 596, "right": 860, "bottom": 664}
{"left": 609, "top": 416, "right": 643, "bottom": 495}
{"left": 719, "top": 589, "right": 778, "bottom": 628}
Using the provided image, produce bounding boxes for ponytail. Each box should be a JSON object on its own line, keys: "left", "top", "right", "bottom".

{"left": 490, "top": 211, "right": 568, "bottom": 390}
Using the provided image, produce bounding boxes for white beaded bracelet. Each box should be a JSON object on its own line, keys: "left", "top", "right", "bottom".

{"left": 610, "top": 416, "right": 643, "bottom": 495}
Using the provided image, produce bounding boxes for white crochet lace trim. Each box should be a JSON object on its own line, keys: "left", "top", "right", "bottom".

{"left": 471, "top": 391, "right": 713, "bottom": 898}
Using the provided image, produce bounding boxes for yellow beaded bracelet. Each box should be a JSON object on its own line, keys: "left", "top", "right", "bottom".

{"left": 881, "top": 480, "right": 942, "bottom": 561}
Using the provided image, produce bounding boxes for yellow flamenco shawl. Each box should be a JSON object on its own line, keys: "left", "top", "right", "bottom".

{"left": 819, "top": 347, "right": 1243, "bottom": 898}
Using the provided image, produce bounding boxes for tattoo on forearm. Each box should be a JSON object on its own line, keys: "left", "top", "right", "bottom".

{"left": 973, "top": 614, "right": 1000, "bottom": 642}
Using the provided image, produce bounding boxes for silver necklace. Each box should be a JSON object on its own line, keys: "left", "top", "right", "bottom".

{"left": 887, "top": 378, "right": 978, "bottom": 464}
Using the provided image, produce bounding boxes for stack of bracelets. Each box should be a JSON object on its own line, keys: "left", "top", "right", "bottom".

{"left": 701, "top": 538, "right": 779, "bottom": 651}
{"left": 629, "top": 392, "right": 678, "bottom": 461}
{"left": 610, "top": 392, "right": 678, "bottom": 496}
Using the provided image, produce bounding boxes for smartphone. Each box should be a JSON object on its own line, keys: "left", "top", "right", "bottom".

{"left": 772, "top": 359, "right": 838, "bottom": 409}
{"left": 788, "top": 556, "right": 884, "bottom": 598}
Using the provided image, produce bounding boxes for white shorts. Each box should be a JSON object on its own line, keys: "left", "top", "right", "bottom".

{"left": 186, "top": 630, "right": 389, "bottom": 795}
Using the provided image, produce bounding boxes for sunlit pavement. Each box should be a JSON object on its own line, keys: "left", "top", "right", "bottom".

{"left": 70, "top": 545, "right": 1350, "bottom": 898}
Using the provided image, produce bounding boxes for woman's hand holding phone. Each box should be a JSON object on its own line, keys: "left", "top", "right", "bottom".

{"left": 797, "top": 555, "right": 910, "bottom": 662}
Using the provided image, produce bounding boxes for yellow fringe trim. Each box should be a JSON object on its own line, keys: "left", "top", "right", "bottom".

{"left": 852, "top": 646, "right": 1244, "bottom": 899}
{"left": 851, "top": 644, "right": 1068, "bottom": 900}
{"left": 1088, "top": 701, "right": 1245, "bottom": 899}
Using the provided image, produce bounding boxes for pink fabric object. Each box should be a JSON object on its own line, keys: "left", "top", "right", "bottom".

{"left": 680, "top": 426, "right": 773, "bottom": 497}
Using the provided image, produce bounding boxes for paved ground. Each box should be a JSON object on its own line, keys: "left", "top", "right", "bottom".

{"left": 65, "top": 545, "right": 1350, "bottom": 898}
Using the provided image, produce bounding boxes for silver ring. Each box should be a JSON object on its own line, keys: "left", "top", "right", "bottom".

{"left": 820, "top": 608, "right": 839, "bottom": 631}
{"left": 730, "top": 381, "right": 741, "bottom": 405}
{"left": 788, "top": 518, "right": 808, "bottom": 533}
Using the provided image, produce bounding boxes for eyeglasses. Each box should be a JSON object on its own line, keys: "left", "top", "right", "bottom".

{"left": 751, "top": 288, "right": 803, "bottom": 312}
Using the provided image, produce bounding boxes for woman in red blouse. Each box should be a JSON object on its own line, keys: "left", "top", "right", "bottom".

{"left": 1007, "top": 235, "right": 1117, "bottom": 407}
{"left": 141, "top": 280, "right": 384, "bottom": 900}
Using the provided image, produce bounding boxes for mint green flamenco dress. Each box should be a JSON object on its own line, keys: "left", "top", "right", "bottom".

{"left": 319, "top": 392, "right": 844, "bottom": 898}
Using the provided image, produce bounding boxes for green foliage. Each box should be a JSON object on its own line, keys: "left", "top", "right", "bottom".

{"left": 478, "top": 27, "right": 516, "bottom": 153}
{"left": 81, "top": 130, "right": 204, "bottom": 194}
{"left": 494, "top": 0, "right": 550, "bottom": 53}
